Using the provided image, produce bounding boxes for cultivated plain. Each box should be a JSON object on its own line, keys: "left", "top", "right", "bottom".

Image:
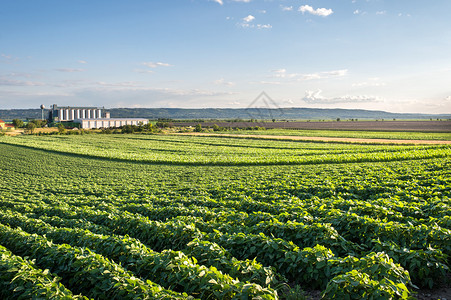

{"left": 0, "top": 132, "right": 450, "bottom": 299}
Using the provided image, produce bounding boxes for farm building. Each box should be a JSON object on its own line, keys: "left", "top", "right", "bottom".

{"left": 0, "top": 120, "right": 15, "bottom": 130}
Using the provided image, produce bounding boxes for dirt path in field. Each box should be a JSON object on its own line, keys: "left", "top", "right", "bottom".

{"left": 176, "top": 132, "right": 451, "bottom": 145}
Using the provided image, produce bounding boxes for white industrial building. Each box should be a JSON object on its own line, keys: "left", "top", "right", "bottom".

{"left": 49, "top": 104, "right": 149, "bottom": 129}
{"left": 76, "top": 118, "right": 149, "bottom": 129}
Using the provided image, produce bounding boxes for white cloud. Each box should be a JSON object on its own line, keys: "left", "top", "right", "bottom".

{"left": 256, "top": 24, "right": 272, "bottom": 29}
{"left": 4, "top": 72, "right": 33, "bottom": 78}
{"left": 167, "top": 88, "right": 233, "bottom": 97}
{"left": 214, "top": 78, "right": 235, "bottom": 86}
{"left": 281, "top": 5, "right": 293, "bottom": 11}
{"left": 302, "top": 89, "right": 380, "bottom": 104}
{"left": 78, "top": 60, "right": 88, "bottom": 64}
{"left": 142, "top": 62, "right": 173, "bottom": 68}
{"left": 232, "top": 0, "right": 251, "bottom": 2}
{"left": 273, "top": 69, "right": 287, "bottom": 74}
{"left": 272, "top": 69, "right": 297, "bottom": 79}
{"left": 299, "top": 5, "right": 333, "bottom": 17}
{"left": 0, "top": 84, "right": 237, "bottom": 109}
{"left": 96, "top": 81, "right": 141, "bottom": 88}
{"left": 0, "top": 78, "right": 44, "bottom": 86}
{"left": 51, "top": 79, "right": 90, "bottom": 88}
{"left": 321, "top": 69, "right": 348, "bottom": 77}
{"left": 353, "top": 10, "right": 367, "bottom": 15}
{"left": 76, "top": 83, "right": 234, "bottom": 98}
{"left": 271, "top": 69, "right": 348, "bottom": 80}
{"left": 0, "top": 53, "right": 19, "bottom": 62}
{"left": 157, "top": 63, "right": 172, "bottom": 67}
{"left": 0, "top": 90, "right": 76, "bottom": 109}
{"left": 257, "top": 81, "right": 284, "bottom": 85}
{"left": 54, "top": 68, "right": 85, "bottom": 72}
{"left": 241, "top": 23, "right": 272, "bottom": 29}
{"left": 134, "top": 69, "right": 154, "bottom": 74}
{"left": 239, "top": 15, "right": 271, "bottom": 29}
{"left": 243, "top": 15, "right": 255, "bottom": 23}
{"left": 445, "top": 96, "right": 451, "bottom": 101}
{"left": 376, "top": 11, "right": 386, "bottom": 15}
{"left": 212, "top": 0, "right": 223, "bottom": 5}
{"left": 352, "top": 78, "right": 386, "bottom": 87}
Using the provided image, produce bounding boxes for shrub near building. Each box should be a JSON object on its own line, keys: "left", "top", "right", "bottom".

{"left": 12, "top": 119, "right": 24, "bottom": 128}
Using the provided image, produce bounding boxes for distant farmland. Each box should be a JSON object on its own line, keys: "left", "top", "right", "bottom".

{"left": 174, "top": 120, "right": 451, "bottom": 132}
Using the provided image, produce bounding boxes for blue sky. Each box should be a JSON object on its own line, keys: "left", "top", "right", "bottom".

{"left": 1, "top": 0, "right": 450, "bottom": 113}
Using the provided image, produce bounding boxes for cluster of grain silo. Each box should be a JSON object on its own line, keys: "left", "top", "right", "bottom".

{"left": 49, "top": 104, "right": 148, "bottom": 129}
{"left": 50, "top": 105, "right": 104, "bottom": 122}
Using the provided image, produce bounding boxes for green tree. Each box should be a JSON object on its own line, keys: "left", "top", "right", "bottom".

{"left": 12, "top": 119, "right": 24, "bottom": 128}
{"left": 30, "top": 119, "right": 46, "bottom": 128}
{"left": 212, "top": 124, "right": 220, "bottom": 132}
{"left": 194, "top": 123, "right": 202, "bottom": 132}
{"left": 26, "top": 122, "right": 36, "bottom": 134}
{"left": 121, "top": 125, "right": 134, "bottom": 134}
{"left": 143, "top": 122, "right": 154, "bottom": 132}
{"left": 156, "top": 121, "right": 168, "bottom": 128}
{"left": 57, "top": 123, "right": 66, "bottom": 134}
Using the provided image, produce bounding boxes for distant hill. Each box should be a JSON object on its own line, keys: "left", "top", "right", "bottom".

{"left": 0, "top": 109, "right": 42, "bottom": 121}
{"left": 1, "top": 107, "right": 450, "bottom": 121}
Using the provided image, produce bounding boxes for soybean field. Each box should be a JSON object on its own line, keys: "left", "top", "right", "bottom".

{"left": 0, "top": 133, "right": 450, "bottom": 299}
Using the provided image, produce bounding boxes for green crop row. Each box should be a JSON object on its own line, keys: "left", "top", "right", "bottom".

{"left": 1, "top": 194, "right": 431, "bottom": 296}
{"left": 1, "top": 134, "right": 449, "bottom": 165}
{"left": 213, "top": 128, "right": 451, "bottom": 141}
{"left": 7, "top": 185, "right": 450, "bottom": 289}
{"left": 0, "top": 208, "right": 277, "bottom": 299}
{"left": 0, "top": 199, "right": 414, "bottom": 292}
{"left": 0, "top": 245, "right": 83, "bottom": 299}
{"left": 91, "top": 197, "right": 449, "bottom": 288}
{"left": 0, "top": 223, "right": 188, "bottom": 300}
{"left": 0, "top": 139, "right": 449, "bottom": 298}
{"left": 0, "top": 201, "right": 277, "bottom": 289}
